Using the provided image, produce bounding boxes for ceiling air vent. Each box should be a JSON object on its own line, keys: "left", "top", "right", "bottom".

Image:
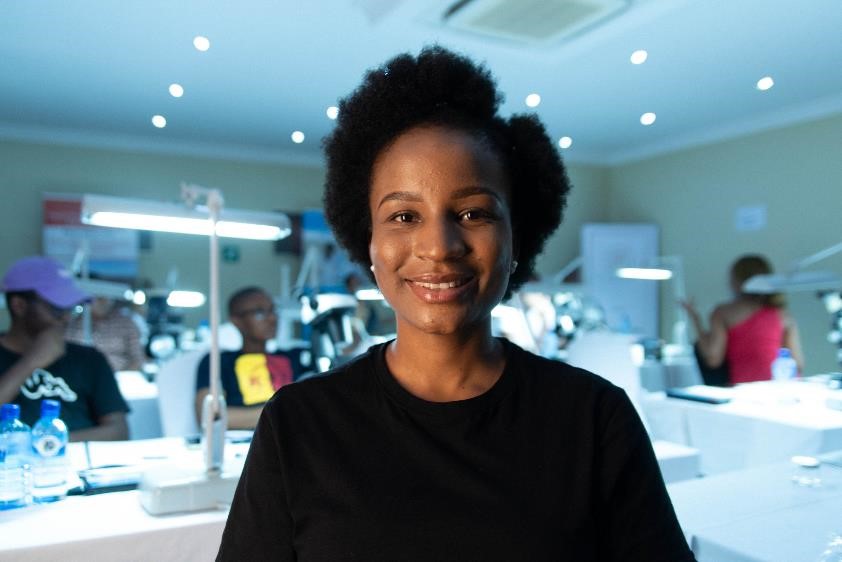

{"left": 442, "top": 0, "right": 630, "bottom": 44}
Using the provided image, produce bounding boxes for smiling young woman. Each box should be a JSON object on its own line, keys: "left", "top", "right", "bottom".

{"left": 218, "top": 47, "right": 694, "bottom": 561}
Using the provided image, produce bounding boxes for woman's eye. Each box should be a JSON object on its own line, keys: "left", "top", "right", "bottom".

{"left": 460, "top": 209, "right": 490, "bottom": 221}
{"left": 391, "top": 212, "right": 415, "bottom": 223}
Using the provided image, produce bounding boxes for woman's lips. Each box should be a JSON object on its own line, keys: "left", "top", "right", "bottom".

{"left": 406, "top": 276, "right": 476, "bottom": 303}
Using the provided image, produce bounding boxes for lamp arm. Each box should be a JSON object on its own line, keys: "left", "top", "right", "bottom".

{"left": 792, "top": 240, "right": 842, "bottom": 272}
{"left": 551, "top": 256, "right": 582, "bottom": 285}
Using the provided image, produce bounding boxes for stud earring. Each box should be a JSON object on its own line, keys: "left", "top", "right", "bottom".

{"left": 370, "top": 265, "right": 375, "bottom": 273}
{"left": 510, "top": 260, "right": 519, "bottom": 274}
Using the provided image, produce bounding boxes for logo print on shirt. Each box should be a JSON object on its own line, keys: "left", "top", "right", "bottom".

{"left": 20, "top": 369, "right": 78, "bottom": 402}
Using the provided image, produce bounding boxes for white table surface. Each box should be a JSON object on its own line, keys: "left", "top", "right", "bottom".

{"left": 0, "top": 490, "right": 228, "bottom": 562}
{"left": 645, "top": 380, "right": 842, "bottom": 475}
{"left": 668, "top": 458, "right": 842, "bottom": 562}
{"left": 0, "top": 436, "right": 250, "bottom": 562}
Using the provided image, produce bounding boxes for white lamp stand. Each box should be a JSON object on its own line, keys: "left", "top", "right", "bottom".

{"left": 136, "top": 186, "right": 236, "bottom": 514}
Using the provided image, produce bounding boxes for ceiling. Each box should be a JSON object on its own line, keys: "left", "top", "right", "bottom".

{"left": 1, "top": 0, "right": 841, "bottom": 167}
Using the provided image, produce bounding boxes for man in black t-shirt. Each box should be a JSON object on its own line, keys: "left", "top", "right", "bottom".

{"left": 0, "top": 256, "right": 129, "bottom": 440}
{"left": 195, "top": 287, "right": 302, "bottom": 430}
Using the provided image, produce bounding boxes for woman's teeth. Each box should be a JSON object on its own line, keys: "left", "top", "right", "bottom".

{"left": 415, "top": 280, "right": 463, "bottom": 290}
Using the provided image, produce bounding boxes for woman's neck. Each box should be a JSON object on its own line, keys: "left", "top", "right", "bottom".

{"left": 385, "top": 327, "right": 505, "bottom": 403}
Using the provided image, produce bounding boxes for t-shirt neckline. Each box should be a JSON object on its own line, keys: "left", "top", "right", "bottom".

{"left": 370, "top": 338, "right": 518, "bottom": 420}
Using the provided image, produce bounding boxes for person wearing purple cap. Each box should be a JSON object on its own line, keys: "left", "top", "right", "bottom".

{"left": 0, "top": 256, "right": 129, "bottom": 441}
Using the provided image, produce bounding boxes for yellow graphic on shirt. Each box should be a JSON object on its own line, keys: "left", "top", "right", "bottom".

{"left": 235, "top": 354, "right": 276, "bottom": 406}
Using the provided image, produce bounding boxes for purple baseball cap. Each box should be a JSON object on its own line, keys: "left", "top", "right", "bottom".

{"left": 2, "top": 256, "right": 90, "bottom": 308}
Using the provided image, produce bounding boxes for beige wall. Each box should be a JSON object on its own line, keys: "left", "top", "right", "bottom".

{"left": 606, "top": 113, "right": 842, "bottom": 373}
{"left": 0, "top": 140, "right": 609, "bottom": 330}
{"left": 535, "top": 165, "right": 612, "bottom": 277}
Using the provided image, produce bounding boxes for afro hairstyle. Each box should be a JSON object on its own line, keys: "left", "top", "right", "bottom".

{"left": 322, "top": 45, "right": 571, "bottom": 294}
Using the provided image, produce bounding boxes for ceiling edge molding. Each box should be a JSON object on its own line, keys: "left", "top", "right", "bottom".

{"left": 603, "top": 92, "right": 842, "bottom": 166}
{"left": 0, "top": 123, "right": 326, "bottom": 168}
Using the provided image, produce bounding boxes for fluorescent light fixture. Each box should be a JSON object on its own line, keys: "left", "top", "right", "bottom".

{"left": 616, "top": 267, "right": 672, "bottom": 280}
{"left": 640, "top": 112, "right": 656, "bottom": 126}
{"left": 558, "top": 136, "right": 573, "bottom": 149}
{"left": 193, "top": 36, "right": 210, "bottom": 51}
{"left": 167, "top": 290, "right": 206, "bottom": 308}
{"left": 326, "top": 106, "right": 339, "bottom": 120}
{"left": 525, "top": 93, "right": 541, "bottom": 108}
{"left": 615, "top": 256, "right": 689, "bottom": 348}
{"left": 630, "top": 49, "right": 648, "bottom": 64}
{"left": 151, "top": 115, "right": 167, "bottom": 128}
{"left": 169, "top": 84, "right": 184, "bottom": 98}
{"left": 355, "top": 288, "right": 384, "bottom": 301}
{"left": 80, "top": 194, "right": 292, "bottom": 241}
{"left": 742, "top": 270, "right": 841, "bottom": 294}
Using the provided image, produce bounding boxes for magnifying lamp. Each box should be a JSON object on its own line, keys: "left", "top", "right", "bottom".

{"left": 742, "top": 241, "right": 842, "bottom": 294}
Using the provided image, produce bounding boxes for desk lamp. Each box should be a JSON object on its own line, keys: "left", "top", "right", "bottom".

{"left": 81, "top": 185, "right": 291, "bottom": 514}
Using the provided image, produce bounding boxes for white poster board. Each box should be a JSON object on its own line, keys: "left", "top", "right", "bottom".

{"left": 581, "top": 223, "right": 659, "bottom": 338}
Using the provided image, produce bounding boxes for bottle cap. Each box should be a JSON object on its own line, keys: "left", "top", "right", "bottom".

{"left": 778, "top": 347, "right": 792, "bottom": 358}
{"left": 1, "top": 403, "right": 21, "bottom": 422}
{"left": 40, "top": 399, "right": 61, "bottom": 418}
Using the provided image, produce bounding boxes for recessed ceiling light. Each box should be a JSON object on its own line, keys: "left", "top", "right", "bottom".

{"left": 558, "top": 136, "right": 573, "bottom": 149}
{"left": 151, "top": 115, "right": 167, "bottom": 128}
{"left": 630, "top": 50, "right": 648, "bottom": 65}
{"left": 525, "top": 93, "right": 541, "bottom": 108}
{"left": 193, "top": 36, "right": 210, "bottom": 52}
{"left": 291, "top": 131, "right": 305, "bottom": 144}
{"left": 326, "top": 106, "right": 339, "bottom": 120}
{"left": 640, "top": 112, "right": 656, "bottom": 126}
{"left": 169, "top": 83, "right": 184, "bottom": 98}
{"left": 756, "top": 76, "right": 774, "bottom": 91}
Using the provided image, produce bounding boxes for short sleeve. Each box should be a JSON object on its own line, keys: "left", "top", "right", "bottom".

{"left": 595, "top": 386, "right": 695, "bottom": 561}
{"left": 217, "top": 400, "right": 295, "bottom": 560}
{"left": 88, "top": 348, "right": 130, "bottom": 418}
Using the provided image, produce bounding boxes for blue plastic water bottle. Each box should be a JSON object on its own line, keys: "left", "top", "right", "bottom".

{"left": 771, "top": 347, "right": 798, "bottom": 381}
{"left": 30, "top": 399, "right": 69, "bottom": 503}
{"left": 0, "top": 403, "right": 31, "bottom": 510}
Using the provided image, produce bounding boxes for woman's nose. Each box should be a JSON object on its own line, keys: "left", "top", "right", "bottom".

{"left": 414, "top": 218, "right": 467, "bottom": 261}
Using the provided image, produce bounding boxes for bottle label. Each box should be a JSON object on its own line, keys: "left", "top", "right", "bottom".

{"left": 34, "top": 435, "right": 63, "bottom": 458}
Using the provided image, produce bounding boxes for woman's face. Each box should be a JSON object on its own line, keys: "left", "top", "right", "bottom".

{"left": 368, "top": 125, "right": 514, "bottom": 338}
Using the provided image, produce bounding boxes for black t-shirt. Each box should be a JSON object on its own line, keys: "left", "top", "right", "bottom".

{"left": 196, "top": 349, "right": 304, "bottom": 407}
{"left": 0, "top": 341, "right": 130, "bottom": 431}
{"left": 218, "top": 340, "right": 694, "bottom": 561}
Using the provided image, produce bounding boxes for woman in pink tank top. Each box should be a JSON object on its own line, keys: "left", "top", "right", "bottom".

{"left": 683, "top": 254, "right": 804, "bottom": 385}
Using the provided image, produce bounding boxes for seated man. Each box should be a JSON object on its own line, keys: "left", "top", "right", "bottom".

{"left": 0, "top": 256, "right": 129, "bottom": 441}
{"left": 66, "top": 296, "right": 146, "bottom": 372}
{"left": 195, "top": 287, "right": 301, "bottom": 430}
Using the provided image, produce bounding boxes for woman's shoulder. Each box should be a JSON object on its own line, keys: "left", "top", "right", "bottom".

{"left": 505, "top": 340, "right": 620, "bottom": 396}
{"left": 269, "top": 343, "right": 381, "bottom": 406}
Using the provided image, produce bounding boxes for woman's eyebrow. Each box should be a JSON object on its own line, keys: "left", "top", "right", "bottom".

{"left": 450, "top": 186, "right": 503, "bottom": 203}
{"left": 377, "top": 186, "right": 502, "bottom": 209}
{"left": 377, "top": 191, "right": 423, "bottom": 209}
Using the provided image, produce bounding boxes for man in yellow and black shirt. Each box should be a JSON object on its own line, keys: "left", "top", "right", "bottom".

{"left": 195, "top": 287, "right": 303, "bottom": 429}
